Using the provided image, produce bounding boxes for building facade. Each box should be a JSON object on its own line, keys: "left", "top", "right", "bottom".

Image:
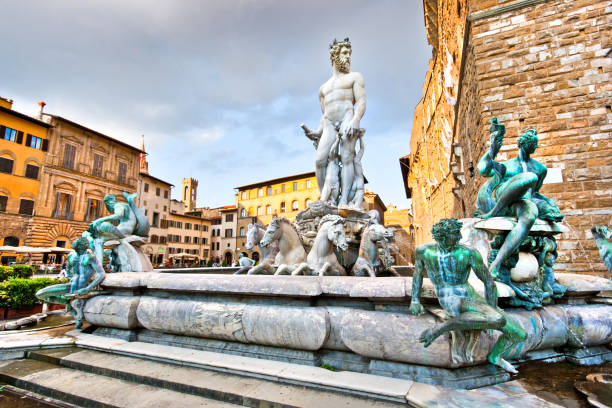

{"left": 235, "top": 172, "right": 319, "bottom": 260}
{"left": 167, "top": 199, "right": 212, "bottom": 264}
{"left": 0, "top": 98, "right": 51, "bottom": 263}
{"left": 220, "top": 206, "right": 238, "bottom": 265}
{"left": 404, "top": 0, "right": 611, "bottom": 276}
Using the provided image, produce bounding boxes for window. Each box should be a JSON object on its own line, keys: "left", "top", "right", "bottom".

{"left": 163, "top": 205, "right": 167, "bottom": 212}
{"left": 185, "top": 223, "right": 192, "bottom": 230}
{"left": 160, "top": 236, "right": 167, "bottom": 244}
{"left": 241, "top": 191, "right": 247, "bottom": 200}
{"left": 92, "top": 154, "right": 104, "bottom": 178}
{"left": 156, "top": 187, "right": 160, "bottom": 196}
{"left": 118, "top": 162, "right": 128, "bottom": 184}
{"left": 164, "top": 190, "right": 169, "bottom": 199}
{"left": 144, "top": 183, "right": 149, "bottom": 193}
{"left": 0, "top": 157, "right": 14, "bottom": 174}
{"left": 0, "top": 195, "right": 7, "bottom": 212}
{"left": 216, "top": 242, "right": 220, "bottom": 250}
{"left": 306, "top": 180, "right": 312, "bottom": 189}
{"left": 176, "top": 221, "right": 182, "bottom": 228}
{"left": 194, "top": 237, "right": 199, "bottom": 244}
{"left": 3, "top": 127, "right": 17, "bottom": 143}
{"left": 258, "top": 188, "right": 264, "bottom": 197}
{"left": 3, "top": 236, "right": 19, "bottom": 246}
{"left": 292, "top": 200, "right": 299, "bottom": 211}
{"left": 266, "top": 205, "right": 272, "bottom": 215}
{"left": 203, "top": 225, "right": 208, "bottom": 232}
{"left": 266, "top": 186, "right": 272, "bottom": 195}
{"left": 225, "top": 214, "right": 233, "bottom": 222}
{"left": 24, "top": 164, "right": 39, "bottom": 179}
{"left": 280, "top": 202, "right": 286, "bottom": 213}
{"left": 281, "top": 184, "right": 286, "bottom": 193}
{"left": 257, "top": 206, "right": 263, "bottom": 216}
{"left": 150, "top": 235, "right": 159, "bottom": 244}
{"left": 305, "top": 198, "right": 312, "bottom": 208}
{"left": 225, "top": 229, "right": 232, "bottom": 238}
{"left": 212, "top": 229, "right": 216, "bottom": 237}
{"left": 184, "top": 236, "right": 191, "bottom": 243}
{"left": 53, "top": 192, "right": 73, "bottom": 219}
{"left": 85, "top": 198, "right": 101, "bottom": 221}
{"left": 18, "top": 199, "right": 34, "bottom": 215}
{"left": 62, "top": 144, "right": 76, "bottom": 170}
{"left": 203, "top": 249, "right": 209, "bottom": 258}
{"left": 241, "top": 208, "right": 246, "bottom": 217}
{"left": 26, "top": 135, "right": 42, "bottom": 149}
{"left": 194, "top": 224, "right": 199, "bottom": 231}
{"left": 152, "top": 212, "right": 160, "bottom": 227}
{"left": 55, "top": 240, "right": 66, "bottom": 248}
{"left": 184, "top": 186, "right": 188, "bottom": 200}
{"left": 248, "top": 207, "right": 254, "bottom": 216}
{"left": 239, "top": 227, "right": 245, "bottom": 237}
{"left": 203, "top": 238, "right": 208, "bottom": 244}
{"left": 293, "top": 182, "right": 298, "bottom": 191}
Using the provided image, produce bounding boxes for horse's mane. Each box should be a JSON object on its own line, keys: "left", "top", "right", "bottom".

{"left": 319, "top": 214, "right": 344, "bottom": 228}
{"left": 274, "top": 217, "right": 300, "bottom": 236}
{"left": 250, "top": 222, "right": 266, "bottom": 230}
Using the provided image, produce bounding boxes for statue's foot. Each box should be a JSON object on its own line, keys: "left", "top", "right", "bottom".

{"left": 488, "top": 355, "right": 518, "bottom": 374}
{"left": 419, "top": 328, "right": 437, "bottom": 348}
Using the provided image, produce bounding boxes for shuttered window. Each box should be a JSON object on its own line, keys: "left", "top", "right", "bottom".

{"left": 24, "top": 164, "right": 39, "bottom": 179}
{"left": 62, "top": 144, "right": 76, "bottom": 170}
{"left": 0, "top": 157, "right": 13, "bottom": 174}
{"left": 18, "top": 199, "right": 34, "bottom": 215}
{"left": 0, "top": 195, "right": 7, "bottom": 212}
{"left": 92, "top": 154, "right": 103, "bottom": 178}
{"left": 26, "top": 134, "right": 42, "bottom": 149}
{"left": 85, "top": 198, "right": 101, "bottom": 221}
{"left": 118, "top": 162, "right": 127, "bottom": 184}
{"left": 53, "top": 192, "right": 73, "bottom": 219}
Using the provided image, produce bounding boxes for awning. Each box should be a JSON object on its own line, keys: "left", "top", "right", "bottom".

{"left": 169, "top": 253, "right": 200, "bottom": 259}
{"left": 0, "top": 246, "right": 74, "bottom": 253}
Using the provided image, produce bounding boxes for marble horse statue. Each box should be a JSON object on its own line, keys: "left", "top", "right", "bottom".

{"left": 235, "top": 221, "right": 279, "bottom": 275}
{"left": 288, "top": 214, "right": 349, "bottom": 276}
{"left": 89, "top": 192, "right": 152, "bottom": 272}
{"left": 260, "top": 217, "right": 307, "bottom": 275}
{"left": 36, "top": 237, "right": 106, "bottom": 328}
{"left": 352, "top": 222, "right": 399, "bottom": 277}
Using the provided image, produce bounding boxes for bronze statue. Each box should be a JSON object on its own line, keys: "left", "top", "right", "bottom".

{"left": 409, "top": 218, "right": 527, "bottom": 373}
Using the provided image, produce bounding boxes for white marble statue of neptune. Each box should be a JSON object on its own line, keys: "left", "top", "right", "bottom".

{"left": 302, "top": 38, "right": 366, "bottom": 208}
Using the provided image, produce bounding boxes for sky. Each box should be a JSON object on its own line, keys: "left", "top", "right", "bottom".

{"left": 1, "top": 1, "right": 431, "bottom": 209}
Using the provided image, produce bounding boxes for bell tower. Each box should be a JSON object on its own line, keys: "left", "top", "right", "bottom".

{"left": 182, "top": 177, "right": 198, "bottom": 212}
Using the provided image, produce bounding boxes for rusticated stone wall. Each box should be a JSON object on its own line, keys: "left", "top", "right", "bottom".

{"left": 408, "top": 0, "right": 611, "bottom": 276}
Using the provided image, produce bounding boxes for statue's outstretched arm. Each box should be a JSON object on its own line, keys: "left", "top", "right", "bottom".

{"left": 409, "top": 247, "right": 426, "bottom": 315}
{"left": 478, "top": 118, "right": 506, "bottom": 178}
{"left": 471, "top": 248, "right": 497, "bottom": 307}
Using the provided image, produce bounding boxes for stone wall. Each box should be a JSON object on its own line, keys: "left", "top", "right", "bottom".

{"left": 407, "top": 0, "right": 611, "bottom": 276}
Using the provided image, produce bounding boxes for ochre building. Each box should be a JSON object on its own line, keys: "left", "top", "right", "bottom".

{"left": 404, "top": 0, "right": 611, "bottom": 276}
{"left": 0, "top": 98, "right": 51, "bottom": 262}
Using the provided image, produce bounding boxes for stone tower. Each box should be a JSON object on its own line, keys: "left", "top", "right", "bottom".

{"left": 182, "top": 177, "right": 198, "bottom": 212}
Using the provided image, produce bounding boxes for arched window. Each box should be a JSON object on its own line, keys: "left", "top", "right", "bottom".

{"left": 291, "top": 200, "right": 299, "bottom": 211}
{"left": 305, "top": 198, "right": 312, "bottom": 208}
{"left": 239, "top": 227, "right": 245, "bottom": 237}
{"left": 184, "top": 186, "right": 188, "bottom": 200}
{"left": 280, "top": 202, "right": 286, "bottom": 213}
{"left": 266, "top": 205, "right": 272, "bottom": 215}
{"left": 241, "top": 208, "right": 246, "bottom": 217}
{"left": 257, "top": 206, "right": 263, "bottom": 215}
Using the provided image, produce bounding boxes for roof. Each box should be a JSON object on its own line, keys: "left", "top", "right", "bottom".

{"left": 46, "top": 114, "right": 144, "bottom": 153}
{"left": 399, "top": 155, "right": 411, "bottom": 199}
{"left": 0, "top": 106, "right": 52, "bottom": 129}
{"left": 140, "top": 172, "right": 174, "bottom": 187}
{"left": 234, "top": 171, "right": 315, "bottom": 190}
{"left": 220, "top": 205, "right": 237, "bottom": 212}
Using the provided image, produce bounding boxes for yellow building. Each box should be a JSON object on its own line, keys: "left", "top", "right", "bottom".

{"left": 235, "top": 172, "right": 318, "bottom": 261}
{"left": 0, "top": 97, "right": 51, "bottom": 262}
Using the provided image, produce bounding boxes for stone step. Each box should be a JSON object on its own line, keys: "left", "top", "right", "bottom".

{"left": 0, "top": 358, "right": 240, "bottom": 408}
{"left": 24, "top": 347, "right": 404, "bottom": 408}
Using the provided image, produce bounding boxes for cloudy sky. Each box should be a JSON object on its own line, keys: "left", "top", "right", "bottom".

{"left": 1, "top": 1, "right": 431, "bottom": 209}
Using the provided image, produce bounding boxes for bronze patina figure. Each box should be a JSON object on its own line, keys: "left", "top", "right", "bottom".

{"left": 36, "top": 237, "right": 106, "bottom": 328}
{"left": 409, "top": 218, "right": 527, "bottom": 373}
{"left": 592, "top": 225, "right": 612, "bottom": 272}
{"left": 476, "top": 119, "right": 562, "bottom": 279}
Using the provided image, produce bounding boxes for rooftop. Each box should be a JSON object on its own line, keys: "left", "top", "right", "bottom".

{"left": 0, "top": 105, "right": 52, "bottom": 129}
{"left": 140, "top": 172, "right": 174, "bottom": 187}
{"left": 234, "top": 171, "right": 315, "bottom": 191}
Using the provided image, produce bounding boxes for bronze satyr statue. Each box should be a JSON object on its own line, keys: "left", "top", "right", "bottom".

{"left": 409, "top": 218, "right": 527, "bottom": 373}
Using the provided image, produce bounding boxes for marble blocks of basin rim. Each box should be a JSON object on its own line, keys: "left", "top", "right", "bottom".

{"left": 82, "top": 273, "right": 612, "bottom": 389}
